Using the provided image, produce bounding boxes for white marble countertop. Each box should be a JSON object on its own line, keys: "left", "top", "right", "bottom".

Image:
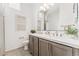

{"left": 30, "top": 33, "right": 79, "bottom": 49}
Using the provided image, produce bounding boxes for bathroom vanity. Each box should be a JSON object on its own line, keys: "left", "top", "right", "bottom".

{"left": 28, "top": 3, "right": 79, "bottom": 56}
{"left": 29, "top": 33, "right": 79, "bottom": 56}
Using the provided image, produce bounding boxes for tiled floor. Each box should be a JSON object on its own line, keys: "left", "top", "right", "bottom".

{"left": 5, "top": 47, "right": 32, "bottom": 56}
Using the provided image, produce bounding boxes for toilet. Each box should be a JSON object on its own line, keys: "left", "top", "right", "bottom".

{"left": 23, "top": 40, "right": 29, "bottom": 50}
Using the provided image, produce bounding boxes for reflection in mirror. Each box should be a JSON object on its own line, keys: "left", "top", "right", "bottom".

{"left": 46, "top": 4, "right": 59, "bottom": 30}
{"left": 37, "top": 3, "right": 78, "bottom": 31}
{"left": 73, "top": 3, "right": 78, "bottom": 24}
{"left": 73, "top": 3, "right": 79, "bottom": 31}
{"left": 38, "top": 3, "right": 55, "bottom": 31}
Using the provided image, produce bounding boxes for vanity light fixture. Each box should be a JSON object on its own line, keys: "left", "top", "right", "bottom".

{"left": 39, "top": 3, "right": 55, "bottom": 12}
{"left": 39, "top": 4, "right": 49, "bottom": 12}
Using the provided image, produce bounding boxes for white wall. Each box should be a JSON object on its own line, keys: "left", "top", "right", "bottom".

{"left": 0, "top": 4, "right": 5, "bottom": 55}
{"left": 4, "top": 4, "right": 29, "bottom": 51}
{"left": 8, "top": 3, "right": 21, "bottom": 11}
{"left": 1, "top": 3, "right": 39, "bottom": 51}
{"left": 0, "top": 15, "right": 5, "bottom": 55}
{"left": 20, "top": 3, "right": 33, "bottom": 31}
{"left": 4, "top": 3, "right": 38, "bottom": 51}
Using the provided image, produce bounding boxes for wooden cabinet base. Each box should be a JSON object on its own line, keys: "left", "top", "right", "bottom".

{"left": 39, "top": 39, "right": 50, "bottom": 56}
{"left": 33, "top": 37, "right": 39, "bottom": 56}
{"left": 29, "top": 35, "right": 79, "bottom": 56}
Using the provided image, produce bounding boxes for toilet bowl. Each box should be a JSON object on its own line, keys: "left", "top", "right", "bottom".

{"left": 23, "top": 40, "right": 29, "bottom": 50}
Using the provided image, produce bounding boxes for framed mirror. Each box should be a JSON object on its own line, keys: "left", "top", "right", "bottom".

{"left": 37, "top": 3, "right": 79, "bottom": 31}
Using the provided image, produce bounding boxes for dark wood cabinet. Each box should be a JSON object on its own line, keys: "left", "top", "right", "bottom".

{"left": 48, "top": 42, "right": 53, "bottom": 56}
{"left": 39, "top": 39, "right": 50, "bottom": 56}
{"left": 51, "top": 42, "right": 72, "bottom": 56}
{"left": 29, "top": 35, "right": 39, "bottom": 56}
{"left": 33, "top": 37, "right": 39, "bottom": 56}
{"left": 29, "top": 35, "right": 34, "bottom": 55}
{"left": 29, "top": 35, "right": 75, "bottom": 56}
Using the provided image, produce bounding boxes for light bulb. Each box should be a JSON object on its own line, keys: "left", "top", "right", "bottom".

{"left": 39, "top": 6, "right": 46, "bottom": 12}
{"left": 43, "top": 3, "right": 49, "bottom": 10}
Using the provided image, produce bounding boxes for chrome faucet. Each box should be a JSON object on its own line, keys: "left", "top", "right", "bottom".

{"left": 45, "top": 31, "right": 50, "bottom": 35}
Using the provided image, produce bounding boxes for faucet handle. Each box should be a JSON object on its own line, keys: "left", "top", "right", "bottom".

{"left": 60, "top": 33, "right": 62, "bottom": 37}
{"left": 55, "top": 31, "right": 58, "bottom": 36}
{"left": 47, "top": 31, "right": 50, "bottom": 34}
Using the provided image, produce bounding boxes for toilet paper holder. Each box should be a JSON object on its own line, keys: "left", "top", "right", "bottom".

{"left": 19, "top": 36, "right": 25, "bottom": 39}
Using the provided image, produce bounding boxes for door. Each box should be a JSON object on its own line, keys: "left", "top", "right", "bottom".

{"left": 39, "top": 39, "right": 49, "bottom": 56}
{"left": 33, "top": 37, "right": 39, "bottom": 56}
{"left": 0, "top": 16, "right": 5, "bottom": 56}
{"left": 52, "top": 42, "right": 73, "bottom": 56}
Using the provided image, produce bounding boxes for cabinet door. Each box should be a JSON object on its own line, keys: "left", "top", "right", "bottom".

{"left": 48, "top": 42, "right": 53, "bottom": 56}
{"left": 33, "top": 37, "right": 39, "bottom": 56}
{"left": 72, "top": 48, "right": 79, "bottom": 56}
{"left": 29, "top": 35, "right": 34, "bottom": 55}
{"left": 39, "top": 39, "right": 50, "bottom": 56}
{"left": 52, "top": 42, "right": 72, "bottom": 56}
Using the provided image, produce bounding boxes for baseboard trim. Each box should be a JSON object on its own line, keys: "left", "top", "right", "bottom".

{"left": 5, "top": 46, "right": 24, "bottom": 53}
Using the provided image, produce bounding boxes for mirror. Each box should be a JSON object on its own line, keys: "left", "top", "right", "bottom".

{"left": 46, "top": 4, "right": 60, "bottom": 30}
{"left": 37, "top": 3, "right": 78, "bottom": 31}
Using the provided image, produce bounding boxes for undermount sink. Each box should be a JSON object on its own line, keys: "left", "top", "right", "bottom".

{"left": 31, "top": 33, "right": 78, "bottom": 40}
